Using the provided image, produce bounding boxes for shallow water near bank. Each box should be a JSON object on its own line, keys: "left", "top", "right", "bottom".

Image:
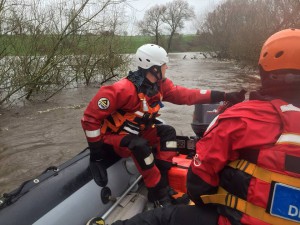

{"left": 0, "top": 52, "right": 260, "bottom": 195}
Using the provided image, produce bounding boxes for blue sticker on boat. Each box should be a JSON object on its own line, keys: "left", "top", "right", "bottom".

{"left": 270, "top": 183, "right": 300, "bottom": 223}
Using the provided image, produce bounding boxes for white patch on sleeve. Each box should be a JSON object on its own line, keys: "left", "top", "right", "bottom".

{"left": 277, "top": 133, "right": 300, "bottom": 145}
{"left": 85, "top": 129, "right": 101, "bottom": 138}
{"left": 280, "top": 104, "right": 300, "bottom": 112}
{"left": 205, "top": 115, "right": 219, "bottom": 133}
{"left": 200, "top": 90, "right": 208, "bottom": 94}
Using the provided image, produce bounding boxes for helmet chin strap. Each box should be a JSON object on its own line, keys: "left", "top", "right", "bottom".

{"left": 149, "top": 65, "right": 162, "bottom": 81}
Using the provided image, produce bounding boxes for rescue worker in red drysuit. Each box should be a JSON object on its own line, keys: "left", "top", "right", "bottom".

{"left": 81, "top": 43, "right": 245, "bottom": 207}
{"left": 107, "top": 29, "right": 300, "bottom": 225}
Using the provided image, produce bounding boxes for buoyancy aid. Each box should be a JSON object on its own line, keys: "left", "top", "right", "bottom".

{"left": 201, "top": 99, "right": 300, "bottom": 225}
{"left": 100, "top": 92, "right": 163, "bottom": 135}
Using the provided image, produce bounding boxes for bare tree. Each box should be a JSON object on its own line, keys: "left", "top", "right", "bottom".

{"left": 0, "top": 0, "right": 130, "bottom": 106}
{"left": 70, "top": 3, "right": 130, "bottom": 86}
{"left": 137, "top": 5, "right": 166, "bottom": 44}
{"left": 269, "top": 0, "right": 300, "bottom": 32}
{"left": 162, "top": 0, "right": 195, "bottom": 52}
{"left": 198, "top": 0, "right": 300, "bottom": 64}
{"left": 67, "top": 6, "right": 81, "bottom": 35}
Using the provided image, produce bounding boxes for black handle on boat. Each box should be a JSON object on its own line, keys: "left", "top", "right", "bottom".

{"left": 101, "top": 175, "right": 143, "bottom": 222}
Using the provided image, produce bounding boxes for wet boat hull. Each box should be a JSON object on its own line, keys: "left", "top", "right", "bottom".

{"left": 0, "top": 149, "right": 140, "bottom": 225}
{"left": 0, "top": 103, "right": 219, "bottom": 225}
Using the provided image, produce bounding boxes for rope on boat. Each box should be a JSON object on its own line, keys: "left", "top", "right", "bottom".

{"left": 0, "top": 166, "right": 60, "bottom": 209}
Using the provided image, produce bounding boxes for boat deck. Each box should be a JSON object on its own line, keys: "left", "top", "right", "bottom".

{"left": 104, "top": 185, "right": 148, "bottom": 224}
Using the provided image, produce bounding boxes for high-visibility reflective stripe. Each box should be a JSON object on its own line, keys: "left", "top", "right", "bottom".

{"left": 144, "top": 153, "right": 154, "bottom": 165}
{"left": 206, "top": 115, "right": 219, "bottom": 133}
{"left": 134, "top": 111, "right": 144, "bottom": 117}
{"left": 85, "top": 129, "right": 101, "bottom": 138}
{"left": 166, "top": 141, "right": 177, "bottom": 148}
{"left": 280, "top": 104, "right": 300, "bottom": 112}
{"left": 123, "top": 126, "right": 139, "bottom": 135}
{"left": 277, "top": 133, "right": 300, "bottom": 145}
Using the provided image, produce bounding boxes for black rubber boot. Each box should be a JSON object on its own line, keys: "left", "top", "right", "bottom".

{"left": 167, "top": 186, "right": 190, "bottom": 205}
{"left": 147, "top": 175, "right": 173, "bottom": 208}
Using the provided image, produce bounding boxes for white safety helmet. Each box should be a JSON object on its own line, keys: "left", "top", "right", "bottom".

{"left": 135, "top": 44, "right": 169, "bottom": 69}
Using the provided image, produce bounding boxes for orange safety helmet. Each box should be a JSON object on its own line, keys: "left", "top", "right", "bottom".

{"left": 258, "top": 28, "right": 300, "bottom": 72}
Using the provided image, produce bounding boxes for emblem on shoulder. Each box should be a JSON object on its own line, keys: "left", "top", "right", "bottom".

{"left": 98, "top": 98, "right": 110, "bottom": 110}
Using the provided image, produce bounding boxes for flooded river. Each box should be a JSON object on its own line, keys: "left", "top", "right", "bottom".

{"left": 0, "top": 52, "right": 260, "bottom": 195}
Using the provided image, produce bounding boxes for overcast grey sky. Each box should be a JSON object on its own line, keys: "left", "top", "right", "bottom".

{"left": 38, "top": 0, "right": 223, "bottom": 34}
{"left": 124, "top": 0, "right": 223, "bottom": 34}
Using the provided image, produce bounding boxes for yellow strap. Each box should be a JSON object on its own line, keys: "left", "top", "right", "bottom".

{"left": 201, "top": 187, "right": 299, "bottom": 225}
{"left": 229, "top": 159, "right": 300, "bottom": 187}
{"left": 201, "top": 160, "right": 300, "bottom": 224}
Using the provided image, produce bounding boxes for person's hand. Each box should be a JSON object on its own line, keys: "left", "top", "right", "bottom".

{"left": 224, "top": 89, "right": 246, "bottom": 105}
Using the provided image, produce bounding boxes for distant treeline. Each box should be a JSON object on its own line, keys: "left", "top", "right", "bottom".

{"left": 196, "top": 0, "right": 300, "bottom": 65}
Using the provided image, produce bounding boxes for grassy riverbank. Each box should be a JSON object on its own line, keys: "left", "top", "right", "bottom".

{"left": 1, "top": 34, "right": 206, "bottom": 55}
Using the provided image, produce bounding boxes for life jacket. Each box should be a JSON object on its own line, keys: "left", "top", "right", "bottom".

{"left": 201, "top": 99, "right": 300, "bottom": 225}
{"left": 100, "top": 92, "right": 163, "bottom": 135}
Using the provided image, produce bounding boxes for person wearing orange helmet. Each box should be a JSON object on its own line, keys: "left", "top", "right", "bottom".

{"left": 107, "top": 29, "right": 300, "bottom": 225}
{"left": 256, "top": 28, "right": 300, "bottom": 104}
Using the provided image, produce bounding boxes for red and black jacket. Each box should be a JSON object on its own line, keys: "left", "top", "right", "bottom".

{"left": 187, "top": 99, "right": 300, "bottom": 225}
{"left": 82, "top": 76, "right": 212, "bottom": 143}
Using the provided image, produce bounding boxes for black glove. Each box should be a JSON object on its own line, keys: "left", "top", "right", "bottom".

{"left": 210, "top": 89, "right": 246, "bottom": 104}
{"left": 224, "top": 89, "right": 246, "bottom": 105}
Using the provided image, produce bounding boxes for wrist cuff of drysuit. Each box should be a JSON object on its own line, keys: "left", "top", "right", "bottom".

{"left": 210, "top": 91, "right": 225, "bottom": 103}
{"left": 88, "top": 141, "right": 104, "bottom": 161}
{"left": 88, "top": 141, "right": 120, "bottom": 162}
{"left": 186, "top": 167, "right": 218, "bottom": 206}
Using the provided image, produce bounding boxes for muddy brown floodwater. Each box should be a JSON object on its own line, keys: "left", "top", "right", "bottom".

{"left": 0, "top": 53, "right": 260, "bottom": 195}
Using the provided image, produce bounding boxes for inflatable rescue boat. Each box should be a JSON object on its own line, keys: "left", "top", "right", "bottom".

{"left": 0, "top": 104, "right": 219, "bottom": 225}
